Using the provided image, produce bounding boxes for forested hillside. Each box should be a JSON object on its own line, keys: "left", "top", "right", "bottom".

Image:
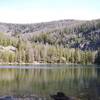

{"left": 0, "top": 19, "right": 100, "bottom": 64}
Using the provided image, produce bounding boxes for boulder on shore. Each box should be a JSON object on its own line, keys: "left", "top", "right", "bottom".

{"left": 50, "top": 92, "right": 76, "bottom": 100}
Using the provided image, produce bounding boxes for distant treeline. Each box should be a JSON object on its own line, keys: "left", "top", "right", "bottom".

{"left": 0, "top": 19, "right": 100, "bottom": 64}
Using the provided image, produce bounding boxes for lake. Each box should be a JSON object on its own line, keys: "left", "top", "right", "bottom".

{"left": 0, "top": 64, "right": 100, "bottom": 100}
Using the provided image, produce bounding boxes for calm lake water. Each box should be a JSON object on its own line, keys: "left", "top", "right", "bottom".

{"left": 0, "top": 64, "right": 100, "bottom": 100}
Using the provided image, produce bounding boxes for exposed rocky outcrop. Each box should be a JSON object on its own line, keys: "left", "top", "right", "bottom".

{"left": 0, "top": 45, "right": 16, "bottom": 53}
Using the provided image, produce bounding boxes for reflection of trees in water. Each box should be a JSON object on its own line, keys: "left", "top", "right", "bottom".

{"left": 95, "top": 68, "right": 100, "bottom": 99}
{"left": 0, "top": 67, "right": 99, "bottom": 98}
{"left": 76, "top": 68, "right": 100, "bottom": 100}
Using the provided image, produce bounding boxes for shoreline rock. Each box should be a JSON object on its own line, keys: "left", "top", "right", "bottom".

{"left": 50, "top": 92, "right": 77, "bottom": 100}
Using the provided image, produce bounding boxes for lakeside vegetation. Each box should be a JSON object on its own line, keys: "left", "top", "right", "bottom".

{"left": 0, "top": 36, "right": 100, "bottom": 64}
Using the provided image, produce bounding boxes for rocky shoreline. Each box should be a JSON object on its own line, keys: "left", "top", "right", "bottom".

{"left": 0, "top": 92, "right": 98, "bottom": 100}
{"left": 0, "top": 96, "right": 47, "bottom": 100}
{"left": 0, "top": 92, "right": 77, "bottom": 100}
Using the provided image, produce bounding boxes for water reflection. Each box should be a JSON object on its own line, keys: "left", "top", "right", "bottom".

{"left": 0, "top": 66, "right": 99, "bottom": 99}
